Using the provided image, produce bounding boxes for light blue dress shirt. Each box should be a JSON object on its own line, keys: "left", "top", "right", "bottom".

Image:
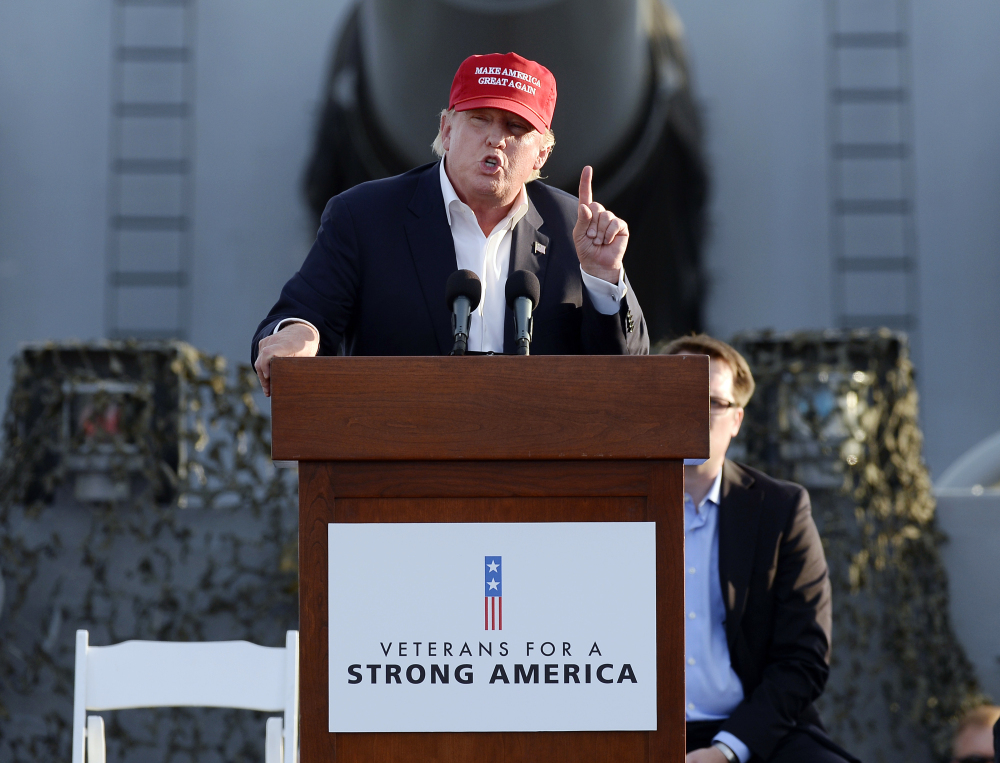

{"left": 685, "top": 470, "right": 751, "bottom": 763}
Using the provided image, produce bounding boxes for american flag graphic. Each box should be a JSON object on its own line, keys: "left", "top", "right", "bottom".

{"left": 485, "top": 556, "right": 502, "bottom": 630}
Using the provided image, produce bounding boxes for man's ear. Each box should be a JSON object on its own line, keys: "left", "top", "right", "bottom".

{"left": 533, "top": 144, "right": 551, "bottom": 171}
{"left": 730, "top": 408, "right": 745, "bottom": 439}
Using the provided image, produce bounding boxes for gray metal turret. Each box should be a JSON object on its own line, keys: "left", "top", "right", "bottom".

{"left": 360, "top": 0, "right": 652, "bottom": 188}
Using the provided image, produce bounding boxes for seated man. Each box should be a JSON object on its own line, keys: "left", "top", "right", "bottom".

{"left": 252, "top": 51, "right": 647, "bottom": 394}
{"left": 951, "top": 705, "right": 1000, "bottom": 763}
{"left": 663, "top": 334, "right": 858, "bottom": 763}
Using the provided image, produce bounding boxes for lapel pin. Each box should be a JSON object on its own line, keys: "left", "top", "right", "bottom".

{"left": 533, "top": 242, "right": 546, "bottom": 255}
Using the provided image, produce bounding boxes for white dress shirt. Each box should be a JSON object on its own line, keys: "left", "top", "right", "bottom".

{"left": 439, "top": 158, "right": 527, "bottom": 352}
{"left": 438, "top": 159, "right": 627, "bottom": 352}
{"left": 274, "top": 160, "right": 629, "bottom": 350}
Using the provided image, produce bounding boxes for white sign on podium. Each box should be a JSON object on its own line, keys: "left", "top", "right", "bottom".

{"left": 328, "top": 522, "right": 657, "bottom": 732}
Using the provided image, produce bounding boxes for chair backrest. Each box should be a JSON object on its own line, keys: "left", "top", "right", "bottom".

{"left": 73, "top": 630, "right": 298, "bottom": 763}
{"left": 84, "top": 638, "right": 286, "bottom": 710}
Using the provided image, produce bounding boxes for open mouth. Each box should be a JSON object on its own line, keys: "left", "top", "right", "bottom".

{"left": 482, "top": 157, "right": 500, "bottom": 173}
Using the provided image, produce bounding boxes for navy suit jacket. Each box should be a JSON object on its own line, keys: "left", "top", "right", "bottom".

{"left": 251, "top": 161, "right": 648, "bottom": 361}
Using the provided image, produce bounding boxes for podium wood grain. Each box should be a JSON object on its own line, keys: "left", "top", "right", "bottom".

{"left": 271, "top": 355, "right": 708, "bottom": 462}
{"left": 275, "top": 356, "right": 708, "bottom": 762}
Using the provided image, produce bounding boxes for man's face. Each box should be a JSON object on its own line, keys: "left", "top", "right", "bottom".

{"left": 706, "top": 358, "right": 744, "bottom": 464}
{"left": 677, "top": 353, "right": 744, "bottom": 467}
{"left": 440, "top": 108, "right": 550, "bottom": 207}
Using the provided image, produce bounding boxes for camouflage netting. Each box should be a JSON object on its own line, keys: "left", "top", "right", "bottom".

{"left": 731, "top": 329, "right": 986, "bottom": 763}
{"left": 0, "top": 341, "right": 298, "bottom": 762}
{"left": 1, "top": 333, "right": 985, "bottom": 761}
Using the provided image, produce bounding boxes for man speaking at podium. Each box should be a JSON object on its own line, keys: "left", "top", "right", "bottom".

{"left": 252, "top": 52, "right": 647, "bottom": 394}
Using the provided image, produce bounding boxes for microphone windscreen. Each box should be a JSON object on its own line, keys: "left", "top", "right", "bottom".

{"left": 446, "top": 269, "right": 483, "bottom": 310}
{"left": 505, "top": 269, "right": 541, "bottom": 309}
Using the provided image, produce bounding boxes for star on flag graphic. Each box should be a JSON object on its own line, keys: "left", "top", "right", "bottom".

{"left": 485, "top": 556, "right": 502, "bottom": 630}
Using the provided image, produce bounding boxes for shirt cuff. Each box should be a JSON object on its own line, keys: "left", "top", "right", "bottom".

{"left": 713, "top": 732, "right": 751, "bottom": 763}
{"left": 273, "top": 317, "right": 319, "bottom": 336}
{"left": 579, "top": 266, "right": 628, "bottom": 316}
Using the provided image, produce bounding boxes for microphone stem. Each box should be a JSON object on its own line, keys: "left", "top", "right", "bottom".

{"left": 450, "top": 295, "right": 473, "bottom": 355}
{"left": 512, "top": 298, "right": 533, "bottom": 355}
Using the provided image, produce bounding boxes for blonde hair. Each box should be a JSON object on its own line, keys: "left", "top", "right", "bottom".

{"left": 431, "top": 108, "right": 555, "bottom": 182}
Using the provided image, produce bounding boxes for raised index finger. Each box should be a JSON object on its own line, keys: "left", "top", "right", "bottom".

{"left": 579, "top": 165, "right": 594, "bottom": 205}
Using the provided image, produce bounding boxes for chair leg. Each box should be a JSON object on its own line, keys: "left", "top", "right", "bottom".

{"left": 86, "top": 716, "right": 106, "bottom": 763}
{"left": 265, "top": 716, "right": 284, "bottom": 763}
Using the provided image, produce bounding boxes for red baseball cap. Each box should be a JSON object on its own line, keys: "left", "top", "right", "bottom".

{"left": 448, "top": 52, "right": 557, "bottom": 134}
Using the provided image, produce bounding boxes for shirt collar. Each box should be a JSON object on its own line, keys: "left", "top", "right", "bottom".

{"left": 439, "top": 158, "right": 528, "bottom": 233}
{"left": 704, "top": 468, "right": 722, "bottom": 507}
{"left": 686, "top": 468, "right": 723, "bottom": 514}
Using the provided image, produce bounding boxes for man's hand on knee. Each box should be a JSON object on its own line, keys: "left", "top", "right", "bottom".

{"left": 686, "top": 747, "right": 728, "bottom": 763}
{"left": 254, "top": 322, "right": 320, "bottom": 397}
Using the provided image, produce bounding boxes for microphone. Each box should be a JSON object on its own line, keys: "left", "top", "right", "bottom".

{"left": 505, "top": 270, "right": 540, "bottom": 356}
{"left": 445, "top": 269, "right": 482, "bottom": 355}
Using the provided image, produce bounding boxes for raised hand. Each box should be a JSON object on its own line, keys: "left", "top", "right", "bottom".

{"left": 572, "top": 165, "right": 628, "bottom": 284}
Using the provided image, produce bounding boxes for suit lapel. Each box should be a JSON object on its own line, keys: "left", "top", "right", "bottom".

{"left": 503, "top": 194, "right": 551, "bottom": 354}
{"left": 403, "top": 161, "right": 459, "bottom": 355}
{"left": 718, "top": 460, "right": 764, "bottom": 651}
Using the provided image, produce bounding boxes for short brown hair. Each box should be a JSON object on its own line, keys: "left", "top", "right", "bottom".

{"left": 660, "top": 333, "right": 756, "bottom": 408}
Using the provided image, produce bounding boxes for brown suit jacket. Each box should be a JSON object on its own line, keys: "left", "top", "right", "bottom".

{"left": 716, "top": 460, "right": 834, "bottom": 760}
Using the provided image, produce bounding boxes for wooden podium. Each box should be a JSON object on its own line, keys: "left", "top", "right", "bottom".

{"left": 271, "top": 354, "right": 709, "bottom": 763}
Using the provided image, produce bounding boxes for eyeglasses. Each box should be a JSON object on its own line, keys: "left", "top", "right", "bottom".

{"left": 710, "top": 397, "right": 740, "bottom": 416}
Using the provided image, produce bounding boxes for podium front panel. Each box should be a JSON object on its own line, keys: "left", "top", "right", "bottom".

{"left": 299, "top": 460, "right": 685, "bottom": 762}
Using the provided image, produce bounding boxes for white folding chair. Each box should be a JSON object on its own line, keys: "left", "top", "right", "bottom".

{"left": 72, "top": 629, "right": 298, "bottom": 763}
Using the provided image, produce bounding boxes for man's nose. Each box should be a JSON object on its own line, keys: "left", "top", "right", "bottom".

{"left": 486, "top": 126, "right": 507, "bottom": 148}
